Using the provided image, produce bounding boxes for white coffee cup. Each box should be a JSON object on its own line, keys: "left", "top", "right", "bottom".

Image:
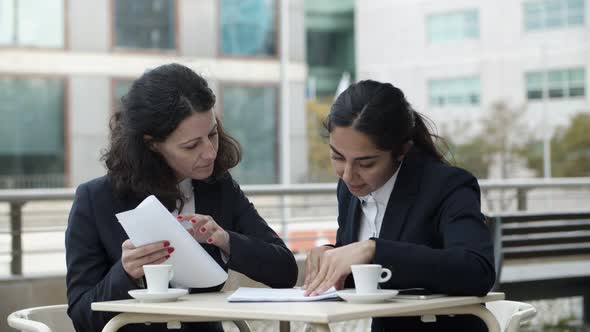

{"left": 351, "top": 264, "right": 392, "bottom": 294}
{"left": 143, "top": 264, "right": 174, "bottom": 293}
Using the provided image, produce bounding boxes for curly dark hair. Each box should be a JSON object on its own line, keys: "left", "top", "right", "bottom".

{"left": 102, "top": 63, "right": 241, "bottom": 210}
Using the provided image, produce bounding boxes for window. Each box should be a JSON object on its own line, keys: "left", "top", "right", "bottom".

{"left": 0, "top": 0, "right": 64, "bottom": 47}
{"left": 524, "top": 0, "right": 585, "bottom": 31}
{"left": 526, "top": 72, "right": 544, "bottom": 99}
{"left": 427, "top": 9, "right": 479, "bottom": 42}
{"left": 428, "top": 77, "right": 481, "bottom": 106}
{"left": 0, "top": 77, "right": 65, "bottom": 188}
{"left": 525, "top": 67, "right": 586, "bottom": 100}
{"left": 222, "top": 86, "right": 278, "bottom": 184}
{"left": 114, "top": 0, "right": 176, "bottom": 50}
{"left": 220, "top": 0, "right": 277, "bottom": 56}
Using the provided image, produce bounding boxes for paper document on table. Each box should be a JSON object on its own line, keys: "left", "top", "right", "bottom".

{"left": 227, "top": 287, "right": 339, "bottom": 302}
{"left": 116, "top": 195, "right": 227, "bottom": 288}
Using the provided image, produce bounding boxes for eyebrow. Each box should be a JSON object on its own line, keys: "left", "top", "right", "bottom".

{"left": 179, "top": 124, "right": 218, "bottom": 145}
{"left": 329, "top": 144, "right": 379, "bottom": 161}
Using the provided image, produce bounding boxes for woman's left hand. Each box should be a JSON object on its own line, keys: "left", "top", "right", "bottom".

{"left": 178, "top": 213, "right": 231, "bottom": 255}
{"left": 304, "top": 240, "right": 376, "bottom": 296}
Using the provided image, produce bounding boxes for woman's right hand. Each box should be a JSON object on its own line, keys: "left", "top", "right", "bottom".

{"left": 303, "top": 245, "right": 334, "bottom": 289}
{"left": 121, "top": 239, "right": 173, "bottom": 279}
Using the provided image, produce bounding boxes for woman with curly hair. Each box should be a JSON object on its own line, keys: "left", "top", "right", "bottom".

{"left": 65, "top": 63, "right": 297, "bottom": 332}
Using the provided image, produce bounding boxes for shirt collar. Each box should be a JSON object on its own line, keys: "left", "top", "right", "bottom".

{"left": 178, "top": 178, "right": 193, "bottom": 201}
{"left": 358, "top": 162, "right": 402, "bottom": 205}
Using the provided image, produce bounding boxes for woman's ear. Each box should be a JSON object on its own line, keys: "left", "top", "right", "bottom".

{"left": 143, "top": 135, "right": 158, "bottom": 152}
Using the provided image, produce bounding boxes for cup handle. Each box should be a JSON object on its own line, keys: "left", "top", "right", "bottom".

{"left": 379, "top": 268, "right": 392, "bottom": 283}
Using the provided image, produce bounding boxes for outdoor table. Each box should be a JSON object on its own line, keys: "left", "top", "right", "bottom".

{"left": 92, "top": 291, "right": 505, "bottom": 332}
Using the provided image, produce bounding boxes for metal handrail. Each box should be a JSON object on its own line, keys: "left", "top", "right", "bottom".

{"left": 0, "top": 177, "right": 590, "bottom": 201}
{"left": 2, "top": 177, "right": 590, "bottom": 275}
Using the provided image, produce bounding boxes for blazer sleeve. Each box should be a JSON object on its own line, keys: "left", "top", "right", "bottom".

{"left": 65, "top": 183, "right": 137, "bottom": 332}
{"left": 372, "top": 174, "right": 496, "bottom": 296}
{"left": 224, "top": 179, "right": 298, "bottom": 288}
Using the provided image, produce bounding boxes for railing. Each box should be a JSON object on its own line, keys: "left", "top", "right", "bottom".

{"left": 1, "top": 178, "right": 590, "bottom": 276}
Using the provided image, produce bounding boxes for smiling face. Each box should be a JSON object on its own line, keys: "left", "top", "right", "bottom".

{"left": 329, "top": 126, "right": 397, "bottom": 197}
{"left": 151, "top": 110, "right": 219, "bottom": 181}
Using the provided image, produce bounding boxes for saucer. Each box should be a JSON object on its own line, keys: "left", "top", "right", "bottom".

{"left": 336, "top": 289, "right": 399, "bottom": 304}
{"left": 128, "top": 288, "right": 188, "bottom": 302}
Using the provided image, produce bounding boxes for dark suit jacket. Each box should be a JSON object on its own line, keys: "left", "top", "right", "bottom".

{"left": 65, "top": 174, "right": 298, "bottom": 332}
{"left": 335, "top": 147, "right": 496, "bottom": 332}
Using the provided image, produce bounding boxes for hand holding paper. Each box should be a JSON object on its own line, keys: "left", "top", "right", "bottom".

{"left": 116, "top": 195, "right": 227, "bottom": 288}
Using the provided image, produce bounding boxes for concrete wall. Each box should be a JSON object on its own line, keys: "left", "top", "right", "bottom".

{"left": 180, "top": 0, "right": 217, "bottom": 57}
{"left": 68, "top": 0, "right": 110, "bottom": 52}
{"left": 68, "top": 76, "right": 110, "bottom": 185}
{"left": 355, "top": 0, "right": 590, "bottom": 136}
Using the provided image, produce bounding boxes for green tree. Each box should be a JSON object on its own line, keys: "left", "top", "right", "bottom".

{"left": 442, "top": 101, "right": 528, "bottom": 179}
{"left": 306, "top": 99, "right": 338, "bottom": 182}
{"left": 523, "top": 113, "right": 590, "bottom": 177}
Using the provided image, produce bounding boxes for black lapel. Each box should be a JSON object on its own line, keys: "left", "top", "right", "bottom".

{"left": 347, "top": 195, "right": 362, "bottom": 243}
{"left": 378, "top": 147, "right": 424, "bottom": 240}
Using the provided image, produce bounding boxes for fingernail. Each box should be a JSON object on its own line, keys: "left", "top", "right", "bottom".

{"left": 200, "top": 227, "right": 206, "bottom": 233}
{"left": 163, "top": 241, "right": 170, "bottom": 247}
{"left": 207, "top": 238, "right": 213, "bottom": 243}
{"left": 168, "top": 247, "right": 175, "bottom": 254}
{"left": 176, "top": 215, "right": 182, "bottom": 220}
{"left": 165, "top": 255, "right": 170, "bottom": 259}
{"left": 191, "top": 219, "right": 196, "bottom": 224}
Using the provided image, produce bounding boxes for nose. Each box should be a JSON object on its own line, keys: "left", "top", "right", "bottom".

{"left": 202, "top": 138, "right": 217, "bottom": 161}
{"left": 341, "top": 163, "right": 356, "bottom": 184}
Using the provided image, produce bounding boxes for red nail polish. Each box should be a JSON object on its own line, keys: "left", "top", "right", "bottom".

{"left": 168, "top": 247, "right": 175, "bottom": 254}
{"left": 200, "top": 227, "right": 206, "bottom": 233}
{"left": 165, "top": 255, "right": 170, "bottom": 259}
{"left": 191, "top": 219, "right": 196, "bottom": 224}
{"left": 207, "top": 238, "right": 213, "bottom": 243}
{"left": 176, "top": 215, "right": 182, "bottom": 220}
{"left": 163, "top": 241, "right": 170, "bottom": 247}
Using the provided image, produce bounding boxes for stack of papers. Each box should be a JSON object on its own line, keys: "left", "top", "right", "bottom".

{"left": 227, "top": 287, "right": 339, "bottom": 302}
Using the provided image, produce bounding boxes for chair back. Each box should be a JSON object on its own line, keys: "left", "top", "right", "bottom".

{"left": 486, "top": 300, "right": 537, "bottom": 332}
{"left": 7, "top": 304, "right": 75, "bottom": 332}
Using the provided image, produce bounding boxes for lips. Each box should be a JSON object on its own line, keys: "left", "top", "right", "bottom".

{"left": 348, "top": 184, "right": 365, "bottom": 192}
{"left": 195, "top": 163, "right": 213, "bottom": 169}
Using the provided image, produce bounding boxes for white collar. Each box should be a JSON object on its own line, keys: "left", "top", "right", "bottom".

{"left": 178, "top": 178, "right": 193, "bottom": 201}
{"left": 358, "top": 163, "right": 401, "bottom": 205}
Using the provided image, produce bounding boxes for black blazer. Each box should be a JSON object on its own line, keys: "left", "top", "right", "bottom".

{"left": 335, "top": 147, "right": 496, "bottom": 332}
{"left": 65, "top": 174, "right": 298, "bottom": 332}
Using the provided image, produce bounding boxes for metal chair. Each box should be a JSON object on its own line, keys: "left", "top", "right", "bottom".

{"left": 486, "top": 300, "right": 537, "bottom": 332}
{"left": 7, "top": 304, "right": 74, "bottom": 332}
{"left": 8, "top": 304, "right": 252, "bottom": 332}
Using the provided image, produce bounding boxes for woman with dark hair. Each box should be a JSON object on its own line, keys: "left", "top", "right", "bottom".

{"left": 65, "top": 63, "right": 298, "bottom": 332}
{"left": 303, "top": 80, "right": 495, "bottom": 331}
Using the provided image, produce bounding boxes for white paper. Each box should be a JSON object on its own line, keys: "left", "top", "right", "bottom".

{"left": 116, "top": 195, "right": 227, "bottom": 288}
{"left": 227, "top": 287, "right": 339, "bottom": 302}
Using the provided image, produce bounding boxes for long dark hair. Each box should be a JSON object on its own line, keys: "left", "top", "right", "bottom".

{"left": 102, "top": 63, "right": 241, "bottom": 210}
{"left": 326, "top": 80, "right": 447, "bottom": 163}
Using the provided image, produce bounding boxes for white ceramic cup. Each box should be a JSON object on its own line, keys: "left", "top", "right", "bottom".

{"left": 143, "top": 264, "right": 174, "bottom": 293}
{"left": 351, "top": 264, "right": 392, "bottom": 294}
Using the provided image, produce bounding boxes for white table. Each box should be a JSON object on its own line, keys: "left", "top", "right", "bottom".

{"left": 92, "top": 291, "right": 505, "bottom": 332}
